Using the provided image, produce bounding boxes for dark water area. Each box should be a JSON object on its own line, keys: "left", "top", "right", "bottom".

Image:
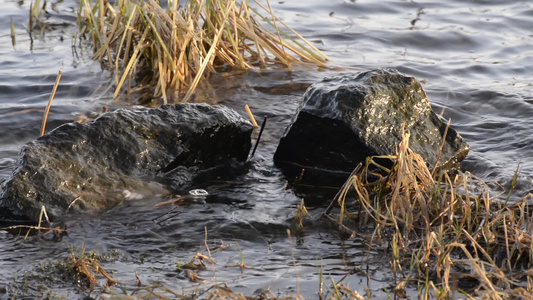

{"left": 1, "top": 0, "right": 532, "bottom": 298}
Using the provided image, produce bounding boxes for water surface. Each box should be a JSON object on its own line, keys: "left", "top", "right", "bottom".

{"left": 0, "top": 0, "right": 532, "bottom": 298}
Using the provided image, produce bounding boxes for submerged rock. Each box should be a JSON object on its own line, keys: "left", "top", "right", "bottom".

{"left": 274, "top": 68, "right": 469, "bottom": 177}
{"left": 0, "top": 103, "right": 252, "bottom": 222}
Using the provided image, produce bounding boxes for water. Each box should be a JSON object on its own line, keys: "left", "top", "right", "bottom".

{"left": 1, "top": 0, "right": 532, "bottom": 298}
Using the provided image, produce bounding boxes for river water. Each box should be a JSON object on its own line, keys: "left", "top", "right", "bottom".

{"left": 0, "top": 0, "right": 532, "bottom": 298}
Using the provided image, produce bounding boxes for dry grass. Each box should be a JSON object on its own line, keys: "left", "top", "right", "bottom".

{"left": 0, "top": 205, "right": 67, "bottom": 240}
{"left": 69, "top": 247, "right": 119, "bottom": 288}
{"left": 77, "top": 0, "right": 328, "bottom": 103}
{"left": 324, "top": 130, "right": 533, "bottom": 298}
{"left": 40, "top": 70, "right": 62, "bottom": 136}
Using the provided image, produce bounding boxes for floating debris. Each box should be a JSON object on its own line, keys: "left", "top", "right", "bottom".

{"left": 189, "top": 189, "right": 209, "bottom": 197}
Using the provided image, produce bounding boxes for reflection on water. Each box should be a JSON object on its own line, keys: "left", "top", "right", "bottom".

{"left": 0, "top": 0, "right": 532, "bottom": 298}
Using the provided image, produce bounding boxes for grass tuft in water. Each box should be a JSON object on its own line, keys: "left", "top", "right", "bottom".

{"left": 28, "top": 0, "right": 48, "bottom": 36}
{"left": 68, "top": 245, "right": 119, "bottom": 288}
{"left": 324, "top": 130, "right": 533, "bottom": 298}
{"left": 77, "top": 0, "right": 328, "bottom": 103}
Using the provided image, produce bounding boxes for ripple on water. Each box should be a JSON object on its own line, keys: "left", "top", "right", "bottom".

{"left": 1, "top": 0, "right": 533, "bottom": 298}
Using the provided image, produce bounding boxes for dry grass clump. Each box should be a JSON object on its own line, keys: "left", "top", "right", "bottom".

{"left": 69, "top": 247, "right": 119, "bottom": 288}
{"left": 325, "top": 131, "right": 533, "bottom": 298}
{"left": 77, "top": 0, "right": 328, "bottom": 103}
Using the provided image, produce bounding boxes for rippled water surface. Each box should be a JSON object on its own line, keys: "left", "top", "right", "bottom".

{"left": 1, "top": 0, "right": 532, "bottom": 298}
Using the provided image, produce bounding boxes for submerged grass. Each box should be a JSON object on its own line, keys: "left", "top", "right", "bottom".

{"left": 77, "top": 0, "right": 328, "bottom": 103}
{"left": 8, "top": 246, "right": 321, "bottom": 299}
{"left": 324, "top": 130, "right": 533, "bottom": 298}
{"left": 9, "top": 230, "right": 373, "bottom": 299}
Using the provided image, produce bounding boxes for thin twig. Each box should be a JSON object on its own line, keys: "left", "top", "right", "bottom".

{"left": 250, "top": 115, "right": 267, "bottom": 158}
{"left": 245, "top": 104, "right": 258, "bottom": 128}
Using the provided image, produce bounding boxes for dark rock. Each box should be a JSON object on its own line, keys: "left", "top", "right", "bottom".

{"left": 274, "top": 68, "right": 470, "bottom": 178}
{"left": 0, "top": 103, "right": 252, "bottom": 222}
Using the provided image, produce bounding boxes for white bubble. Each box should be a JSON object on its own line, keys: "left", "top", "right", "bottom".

{"left": 188, "top": 189, "right": 208, "bottom": 197}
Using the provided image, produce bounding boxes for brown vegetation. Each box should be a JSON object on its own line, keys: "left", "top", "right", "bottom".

{"left": 78, "top": 0, "right": 328, "bottom": 103}
{"left": 325, "top": 131, "right": 533, "bottom": 298}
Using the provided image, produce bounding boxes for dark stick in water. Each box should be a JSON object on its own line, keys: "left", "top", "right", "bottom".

{"left": 250, "top": 116, "right": 267, "bottom": 158}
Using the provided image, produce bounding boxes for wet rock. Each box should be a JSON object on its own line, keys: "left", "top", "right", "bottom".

{"left": 274, "top": 68, "right": 469, "bottom": 177}
{"left": 0, "top": 103, "right": 252, "bottom": 222}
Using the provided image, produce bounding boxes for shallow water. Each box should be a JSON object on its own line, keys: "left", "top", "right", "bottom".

{"left": 1, "top": 0, "right": 532, "bottom": 298}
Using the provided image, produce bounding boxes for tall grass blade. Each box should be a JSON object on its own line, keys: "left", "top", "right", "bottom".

{"left": 504, "top": 164, "right": 520, "bottom": 206}
{"left": 41, "top": 71, "right": 63, "bottom": 136}
{"left": 10, "top": 18, "right": 16, "bottom": 46}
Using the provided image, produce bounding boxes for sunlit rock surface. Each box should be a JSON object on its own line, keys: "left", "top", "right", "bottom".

{"left": 274, "top": 68, "right": 470, "bottom": 176}
{"left": 0, "top": 103, "right": 252, "bottom": 222}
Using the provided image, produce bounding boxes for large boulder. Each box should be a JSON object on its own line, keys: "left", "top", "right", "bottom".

{"left": 0, "top": 103, "right": 252, "bottom": 223}
{"left": 274, "top": 68, "right": 469, "bottom": 177}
